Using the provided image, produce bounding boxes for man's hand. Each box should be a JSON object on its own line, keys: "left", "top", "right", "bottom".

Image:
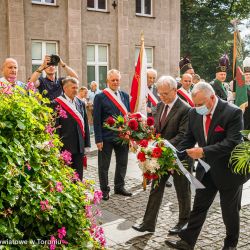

{"left": 96, "top": 142, "right": 103, "bottom": 151}
{"left": 147, "top": 107, "right": 152, "bottom": 113}
{"left": 42, "top": 55, "right": 51, "bottom": 69}
{"left": 186, "top": 147, "right": 204, "bottom": 159}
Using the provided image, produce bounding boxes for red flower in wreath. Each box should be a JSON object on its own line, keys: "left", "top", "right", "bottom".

{"left": 106, "top": 116, "right": 116, "bottom": 126}
{"left": 147, "top": 116, "right": 154, "bottom": 126}
{"left": 139, "top": 139, "right": 149, "bottom": 148}
{"left": 130, "top": 113, "right": 142, "bottom": 119}
{"left": 128, "top": 119, "right": 138, "bottom": 131}
{"left": 143, "top": 172, "right": 158, "bottom": 180}
{"left": 152, "top": 147, "right": 162, "bottom": 158}
{"left": 137, "top": 151, "right": 146, "bottom": 162}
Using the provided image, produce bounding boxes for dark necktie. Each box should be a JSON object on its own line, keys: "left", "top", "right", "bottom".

{"left": 159, "top": 105, "right": 169, "bottom": 129}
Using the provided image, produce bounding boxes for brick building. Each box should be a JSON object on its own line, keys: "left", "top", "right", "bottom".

{"left": 0, "top": 0, "right": 180, "bottom": 91}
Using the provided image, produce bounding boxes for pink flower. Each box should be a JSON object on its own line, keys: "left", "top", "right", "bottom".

{"left": 56, "top": 105, "right": 67, "bottom": 118}
{"left": 95, "top": 209, "right": 102, "bottom": 217}
{"left": 26, "top": 81, "right": 36, "bottom": 92}
{"left": 71, "top": 171, "right": 80, "bottom": 182}
{"left": 57, "top": 226, "right": 67, "bottom": 240}
{"left": 93, "top": 190, "right": 103, "bottom": 205}
{"left": 49, "top": 235, "right": 56, "bottom": 250}
{"left": 60, "top": 150, "right": 72, "bottom": 165}
{"left": 55, "top": 182, "right": 64, "bottom": 192}
{"left": 61, "top": 239, "right": 68, "bottom": 244}
{"left": 48, "top": 140, "right": 54, "bottom": 148}
{"left": 40, "top": 200, "right": 50, "bottom": 211}
{"left": 85, "top": 205, "right": 92, "bottom": 218}
{"left": 45, "top": 125, "right": 55, "bottom": 135}
{"left": 26, "top": 163, "right": 31, "bottom": 171}
{"left": 0, "top": 84, "right": 13, "bottom": 95}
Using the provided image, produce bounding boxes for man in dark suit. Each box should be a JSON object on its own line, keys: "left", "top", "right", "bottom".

{"left": 132, "top": 75, "right": 192, "bottom": 234}
{"left": 165, "top": 82, "right": 249, "bottom": 250}
{"left": 210, "top": 54, "right": 229, "bottom": 101}
{"left": 53, "top": 77, "right": 90, "bottom": 181}
{"left": 93, "top": 69, "right": 132, "bottom": 201}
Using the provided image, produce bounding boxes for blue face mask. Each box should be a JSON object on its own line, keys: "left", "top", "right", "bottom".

{"left": 195, "top": 105, "right": 209, "bottom": 116}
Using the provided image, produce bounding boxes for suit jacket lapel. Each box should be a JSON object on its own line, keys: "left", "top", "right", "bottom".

{"left": 160, "top": 99, "right": 180, "bottom": 132}
{"left": 156, "top": 103, "right": 164, "bottom": 132}
{"left": 207, "top": 99, "right": 223, "bottom": 144}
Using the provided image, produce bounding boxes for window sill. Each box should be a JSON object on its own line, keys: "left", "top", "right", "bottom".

{"left": 32, "top": 2, "right": 59, "bottom": 7}
{"left": 87, "top": 8, "right": 110, "bottom": 13}
{"left": 135, "top": 14, "right": 155, "bottom": 18}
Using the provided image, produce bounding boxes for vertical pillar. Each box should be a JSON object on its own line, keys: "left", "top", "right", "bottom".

{"left": 7, "top": 0, "right": 26, "bottom": 82}
{"left": 67, "top": 0, "right": 82, "bottom": 82}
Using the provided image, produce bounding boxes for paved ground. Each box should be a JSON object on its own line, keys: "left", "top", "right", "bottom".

{"left": 85, "top": 138, "right": 250, "bottom": 250}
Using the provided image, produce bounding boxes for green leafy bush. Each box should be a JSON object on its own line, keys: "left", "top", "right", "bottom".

{"left": 0, "top": 83, "right": 105, "bottom": 249}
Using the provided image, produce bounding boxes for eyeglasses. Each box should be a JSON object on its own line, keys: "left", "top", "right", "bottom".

{"left": 157, "top": 89, "right": 174, "bottom": 97}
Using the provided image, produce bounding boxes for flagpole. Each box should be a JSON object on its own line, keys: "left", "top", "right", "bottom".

{"left": 231, "top": 19, "right": 239, "bottom": 79}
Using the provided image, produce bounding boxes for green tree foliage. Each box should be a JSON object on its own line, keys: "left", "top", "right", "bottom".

{"left": 181, "top": 0, "right": 250, "bottom": 81}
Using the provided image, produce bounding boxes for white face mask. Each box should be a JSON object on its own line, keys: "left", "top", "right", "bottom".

{"left": 195, "top": 104, "right": 209, "bottom": 116}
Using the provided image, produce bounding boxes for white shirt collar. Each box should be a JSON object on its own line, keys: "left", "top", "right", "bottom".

{"left": 64, "top": 94, "right": 75, "bottom": 104}
{"left": 180, "top": 87, "right": 191, "bottom": 95}
{"left": 163, "top": 95, "right": 178, "bottom": 110}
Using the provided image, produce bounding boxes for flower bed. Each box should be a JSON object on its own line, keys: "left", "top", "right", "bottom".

{"left": 0, "top": 82, "right": 105, "bottom": 249}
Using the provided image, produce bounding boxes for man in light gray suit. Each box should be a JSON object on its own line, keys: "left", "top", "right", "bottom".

{"left": 132, "top": 76, "right": 192, "bottom": 234}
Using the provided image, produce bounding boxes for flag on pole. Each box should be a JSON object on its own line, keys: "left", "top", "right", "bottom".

{"left": 233, "top": 29, "right": 248, "bottom": 109}
{"left": 130, "top": 33, "right": 148, "bottom": 116}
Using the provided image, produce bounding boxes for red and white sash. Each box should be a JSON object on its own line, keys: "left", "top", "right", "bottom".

{"left": 177, "top": 89, "right": 194, "bottom": 107}
{"left": 55, "top": 96, "right": 85, "bottom": 138}
{"left": 148, "top": 89, "right": 159, "bottom": 106}
{"left": 103, "top": 88, "right": 128, "bottom": 116}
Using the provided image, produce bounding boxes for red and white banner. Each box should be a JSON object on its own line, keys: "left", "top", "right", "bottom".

{"left": 103, "top": 88, "right": 128, "bottom": 116}
{"left": 130, "top": 36, "right": 147, "bottom": 116}
{"left": 148, "top": 89, "right": 159, "bottom": 106}
{"left": 55, "top": 96, "right": 85, "bottom": 138}
{"left": 177, "top": 89, "right": 194, "bottom": 107}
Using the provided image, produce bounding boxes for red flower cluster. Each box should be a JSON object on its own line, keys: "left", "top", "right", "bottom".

{"left": 147, "top": 117, "right": 154, "bottom": 126}
{"left": 152, "top": 147, "right": 162, "bottom": 158}
{"left": 143, "top": 172, "right": 158, "bottom": 180}
{"left": 137, "top": 151, "right": 146, "bottom": 162}
{"left": 106, "top": 116, "right": 116, "bottom": 126}
{"left": 139, "top": 139, "right": 148, "bottom": 148}
{"left": 128, "top": 119, "right": 138, "bottom": 131}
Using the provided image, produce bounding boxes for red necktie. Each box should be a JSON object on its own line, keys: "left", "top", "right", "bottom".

{"left": 159, "top": 105, "right": 168, "bottom": 129}
{"left": 205, "top": 114, "right": 211, "bottom": 136}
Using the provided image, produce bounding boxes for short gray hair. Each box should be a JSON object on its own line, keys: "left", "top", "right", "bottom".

{"left": 191, "top": 82, "right": 215, "bottom": 98}
{"left": 107, "top": 69, "right": 121, "bottom": 81}
{"left": 147, "top": 68, "right": 157, "bottom": 77}
{"left": 90, "top": 81, "right": 97, "bottom": 87}
{"left": 155, "top": 75, "right": 177, "bottom": 89}
{"left": 62, "top": 76, "right": 79, "bottom": 87}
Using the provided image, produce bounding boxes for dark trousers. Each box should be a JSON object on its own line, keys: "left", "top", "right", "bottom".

{"left": 98, "top": 140, "right": 129, "bottom": 192}
{"left": 72, "top": 153, "right": 84, "bottom": 181}
{"left": 143, "top": 171, "right": 191, "bottom": 228}
{"left": 179, "top": 172, "right": 243, "bottom": 248}
{"left": 173, "top": 170, "right": 191, "bottom": 225}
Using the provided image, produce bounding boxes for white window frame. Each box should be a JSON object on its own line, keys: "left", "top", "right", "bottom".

{"left": 135, "top": 46, "right": 154, "bottom": 68}
{"left": 32, "top": 0, "right": 56, "bottom": 6}
{"left": 87, "top": 0, "right": 108, "bottom": 12}
{"left": 31, "top": 40, "right": 58, "bottom": 75}
{"left": 136, "top": 0, "right": 153, "bottom": 17}
{"left": 87, "top": 44, "right": 109, "bottom": 87}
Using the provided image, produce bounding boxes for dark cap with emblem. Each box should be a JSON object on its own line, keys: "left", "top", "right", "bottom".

{"left": 216, "top": 54, "right": 229, "bottom": 73}
{"left": 243, "top": 56, "right": 250, "bottom": 73}
{"left": 179, "top": 56, "right": 193, "bottom": 75}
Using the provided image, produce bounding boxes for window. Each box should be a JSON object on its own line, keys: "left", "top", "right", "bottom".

{"left": 32, "top": 40, "right": 58, "bottom": 72}
{"left": 87, "top": 0, "right": 107, "bottom": 11}
{"left": 135, "top": 46, "right": 153, "bottom": 68}
{"left": 87, "top": 44, "right": 108, "bottom": 89}
{"left": 32, "top": 0, "right": 56, "bottom": 5}
{"left": 136, "top": 0, "right": 152, "bottom": 16}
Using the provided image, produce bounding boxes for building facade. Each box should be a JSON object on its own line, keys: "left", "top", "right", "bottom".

{"left": 0, "top": 0, "right": 180, "bottom": 91}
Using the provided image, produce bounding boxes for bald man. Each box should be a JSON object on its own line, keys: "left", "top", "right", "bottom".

{"left": 0, "top": 58, "right": 25, "bottom": 88}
